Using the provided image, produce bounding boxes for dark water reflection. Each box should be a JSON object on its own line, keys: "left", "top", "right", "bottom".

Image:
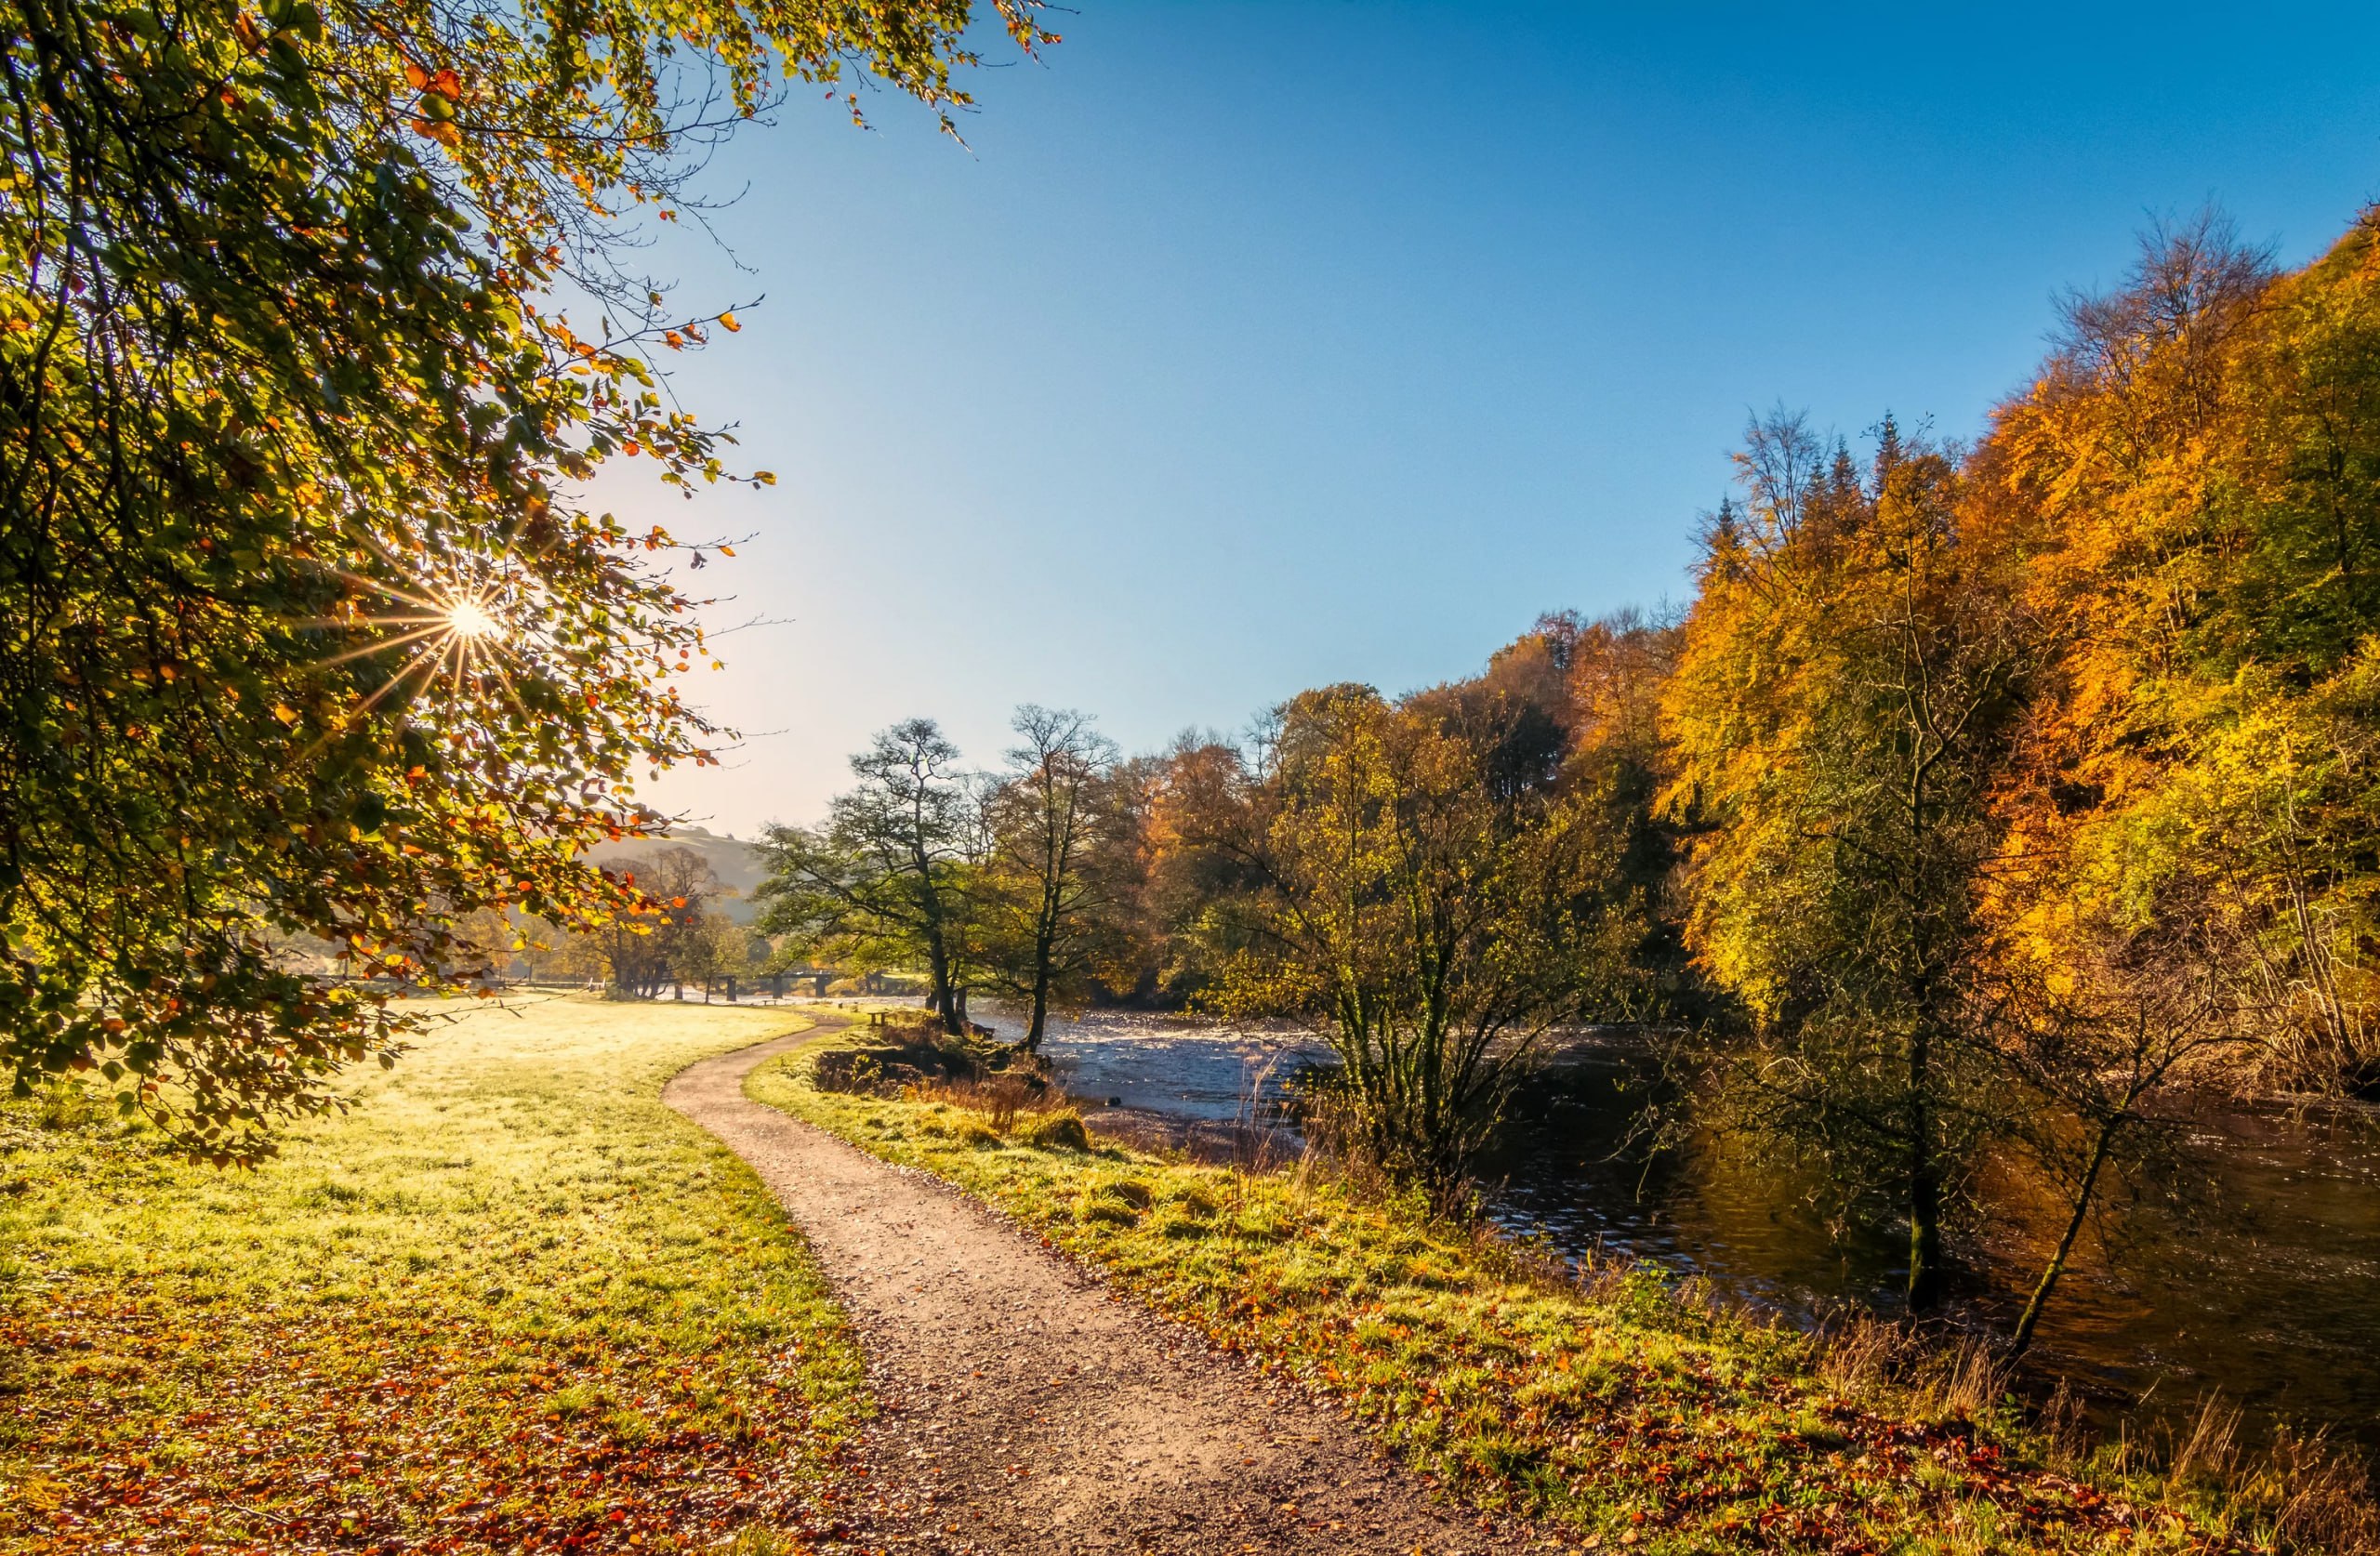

{"left": 987, "top": 1006, "right": 2380, "bottom": 1457}
{"left": 1484, "top": 1039, "right": 2380, "bottom": 1456}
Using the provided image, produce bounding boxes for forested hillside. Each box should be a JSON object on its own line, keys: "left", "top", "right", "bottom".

{"left": 761, "top": 208, "right": 2380, "bottom": 1353}
{"left": 1100, "top": 208, "right": 2379, "bottom": 1092}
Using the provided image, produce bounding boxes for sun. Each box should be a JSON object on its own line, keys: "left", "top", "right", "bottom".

{"left": 446, "top": 600, "right": 498, "bottom": 640}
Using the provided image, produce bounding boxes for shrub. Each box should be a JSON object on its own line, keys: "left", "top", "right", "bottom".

{"left": 1165, "top": 1185, "right": 1219, "bottom": 1216}
{"left": 813, "top": 1027, "right": 991, "bottom": 1097}
{"left": 1021, "top": 1111, "right": 1091, "bottom": 1152}
{"left": 35, "top": 1081, "right": 101, "bottom": 1132}
{"left": 1080, "top": 1179, "right": 1156, "bottom": 1227}
{"left": 810, "top": 1051, "right": 886, "bottom": 1096}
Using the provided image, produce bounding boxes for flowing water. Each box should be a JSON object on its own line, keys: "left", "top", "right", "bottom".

{"left": 982, "top": 1005, "right": 2380, "bottom": 1457}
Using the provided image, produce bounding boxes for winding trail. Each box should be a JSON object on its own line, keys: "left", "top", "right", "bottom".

{"left": 665, "top": 1025, "right": 1537, "bottom": 1556}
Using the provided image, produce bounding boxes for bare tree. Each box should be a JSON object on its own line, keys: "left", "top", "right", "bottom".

{"left": 2051, "top": 206, "right": 2276, "bottom": 467}
{"left": 1990, "top": 916, "right": 2272, "bottom": 1358}
{"left": 980, "top": 706, "right": 1121, "bottom": 1050}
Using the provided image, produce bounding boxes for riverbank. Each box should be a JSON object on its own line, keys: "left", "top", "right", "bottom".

{"left": 0, "top": 997, "right": 866, "bottom": 1554}
{"left": 750, "top": 1035, "right": 2367, "bottom": 1556}
{"left": 988, "top": 1003, "right": 2380, "bottom": 1463}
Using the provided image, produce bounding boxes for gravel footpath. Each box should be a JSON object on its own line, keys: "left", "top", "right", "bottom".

{"left": 664, "top": 1027, "right": 1542, "bottom": 1556}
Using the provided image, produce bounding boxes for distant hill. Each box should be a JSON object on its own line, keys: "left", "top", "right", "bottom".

{"left": 587, "top": 827, "right": 768, "bottom": 922}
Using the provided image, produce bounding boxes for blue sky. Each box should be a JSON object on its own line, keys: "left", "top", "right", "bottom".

{"left": 610, "top": 2, "right": 2380, "bottom": 834}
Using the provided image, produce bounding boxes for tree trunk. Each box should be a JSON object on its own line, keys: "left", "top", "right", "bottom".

{"left": 1025, "top": 978, "right": 1050, "bottom": 1051}
{"left": 1025, "top": 928, "right": 1054, "bottom": 1051}
{"left": 1907, "top": 1021, "right": 1944, "bottom": 1311}
{"left": 925, "top": 930, "right": 961, "bottom": 1035}
{"left": 2010, "top": 1113, "right": 2122, "bottom": 1360}
{"left": 1907, "top": 1161, "right": 1944, "bottom": 1310}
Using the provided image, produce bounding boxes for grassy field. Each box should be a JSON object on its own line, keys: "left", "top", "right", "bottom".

{"left": 751, "top": 1036, "right": 2311, "bottom": 1556}
{"left": 0, "top": 996, "right": 861, "bottom": 1555}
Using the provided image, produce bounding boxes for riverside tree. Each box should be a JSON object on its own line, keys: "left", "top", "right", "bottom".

{"left": 1990, "top": 211, "right": 2380, "bottom": 1095}
{"left": 977, "top": 706, "right": 1123, "bottom": 1050}
{"left": 1171, "top": 683, "right": 1647, "bottom": 1205}
{"left": 0, "top": 0, "right": 1051, "bottom": 1157}
{"left": 1661, "top": 413, "right": 2035, "bottom": 1310}
{"left": 1646, "top": 207, "right": 2380, "bottom": 1330}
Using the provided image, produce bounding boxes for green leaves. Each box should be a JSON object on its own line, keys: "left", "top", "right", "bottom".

{"left": 0, "top": 0, "right": 1048, "bottom": 1156}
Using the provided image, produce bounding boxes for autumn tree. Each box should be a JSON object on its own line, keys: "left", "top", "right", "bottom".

{"left": 753, "top": 719, "right": 980, "bottom": 1033}
{"left": 1509, "top": 607, "right": 1697, "bottom": 1012}
{"left": 1646, "top": 213, "right": 2380, "bottom": 1332}
{"left": 1927, "top": 208, "right": 2380, "bottom": 1344}
{"left": 0, "top": 0, "right": 1052, "bottom": 1157}
{"left": 1990, "top": 209, "right": 2380, "bottom": 1095}
{"left": 1663, "top": 412, "right": 2034, "bottom": 1309}
{"left": 1132, "top": 734, "right": 1277, "bottom": 1001}
{"left": 576, "top": 847, "right": 721, "bottom": 998}
{"left": 1177, "top": 684, "right": 1646, "bottom": 1204}
{"left": 976, "top": 706, "right": 1122, "bottom": 1049}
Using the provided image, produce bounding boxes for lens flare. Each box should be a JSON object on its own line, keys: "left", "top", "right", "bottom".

{"left": 447, "top": 600, "right": 497, "bottom": 640}
{"left": 281, "top": 561, "right": 532, "bottom": 771}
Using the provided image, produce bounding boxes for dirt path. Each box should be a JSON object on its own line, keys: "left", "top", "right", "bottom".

{"left": 665, "top": 1027, "right": 1540, "bottom": 1556}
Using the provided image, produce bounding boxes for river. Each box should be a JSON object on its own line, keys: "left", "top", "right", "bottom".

{"left": 976, "top": 1005, "right": 2380, "bottom": 1459}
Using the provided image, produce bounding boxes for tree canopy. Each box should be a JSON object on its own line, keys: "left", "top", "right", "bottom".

{"left": 0, "top": 0, "right": 1050, "bottom": 1158}
{"left": 1156, "top": 681, "right": 1648, "bottom": 1201}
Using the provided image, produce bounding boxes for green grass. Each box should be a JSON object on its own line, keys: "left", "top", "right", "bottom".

{"left": 1, "top": 996, "right": 864, "bottom": 1555}
{"left": 753, "top": 1036, "right": 2268, "bottom": 1556}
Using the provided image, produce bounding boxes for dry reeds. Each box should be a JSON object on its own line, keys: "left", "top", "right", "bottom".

{"left": 1805, "top": 1312, "right": 2380, "bottom": 1553}
{"left": 908, "top": 1075, "right": 1075, "bottom": 1137}
{"left": 2131, "top": 1397, "right": 2380, "bottom": 1555}
{"left": 2259, "top": 1424, "right": 2380, "bottom": 1554}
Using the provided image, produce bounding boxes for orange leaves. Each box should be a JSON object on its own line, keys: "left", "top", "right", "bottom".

{"left": 403, "top": 59, "right": 463, "bottom": 99}
{"left": 6, "top": 1305, "right": 825, "bottom": 1555}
